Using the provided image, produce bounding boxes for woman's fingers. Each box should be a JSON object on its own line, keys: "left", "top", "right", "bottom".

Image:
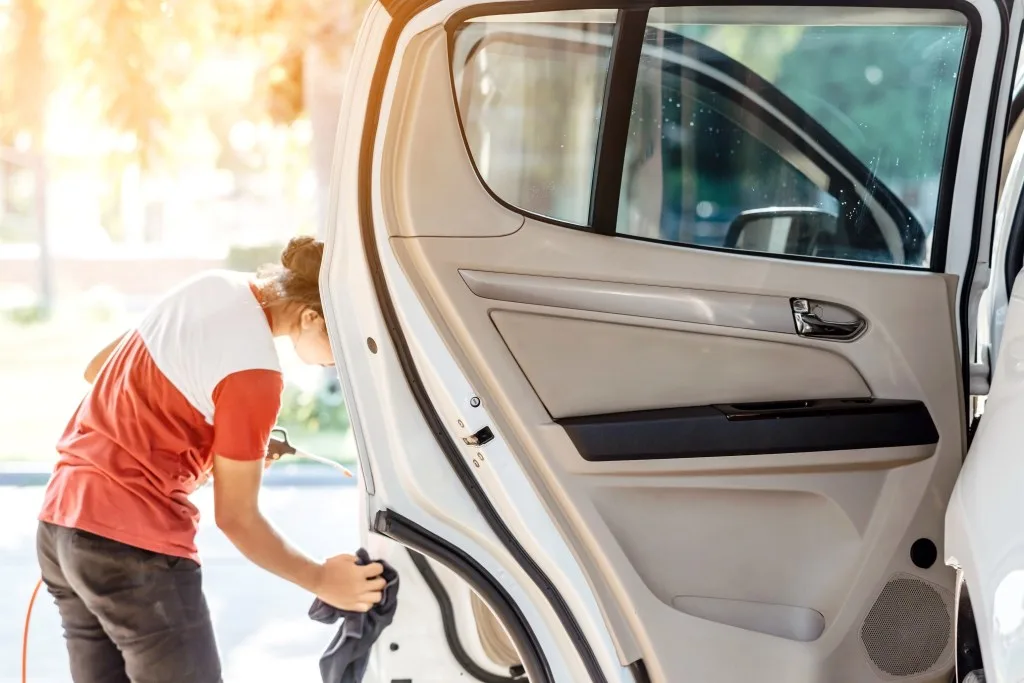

{"left": 360, "top": 561, "right": 384, "bottom": 577}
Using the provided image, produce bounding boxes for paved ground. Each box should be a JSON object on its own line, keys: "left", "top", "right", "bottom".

{"left": 1, "top": 485, "right": 360, "bottom": 683}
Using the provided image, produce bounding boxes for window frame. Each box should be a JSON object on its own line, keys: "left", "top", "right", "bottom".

{"left": 445, "top": 1, "right": 980, "bottom": 272}
{"left": 450, "top": 16, "right": 615, "bottom": 234}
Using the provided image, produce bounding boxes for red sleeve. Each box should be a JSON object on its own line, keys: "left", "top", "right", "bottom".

{"left": 210, "top": 369, "right": 284, "bottom": 461}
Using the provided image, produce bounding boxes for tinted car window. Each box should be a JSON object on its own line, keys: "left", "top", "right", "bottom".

{"left": 670, "top": 17, "right": 966, "bottom": 238}
{"left": 451, "top": 11, "right": 968, "bottom": 268}
{"left": 618, "top": 38, "right": 840, "bottom": 250}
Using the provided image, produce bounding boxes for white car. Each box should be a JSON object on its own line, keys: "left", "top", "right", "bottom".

{"left": 319, "top": 1, "right": 1024, "bottom": 681}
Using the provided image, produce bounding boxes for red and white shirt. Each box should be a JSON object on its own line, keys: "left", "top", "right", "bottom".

{"left": 39, "top": 270, "right": 284, "bottom": 562}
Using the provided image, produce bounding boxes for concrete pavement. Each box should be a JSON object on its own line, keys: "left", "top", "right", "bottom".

{"left": 1, "top": 485, "right": 361, "bottom": 683}
{"left": 0, "top": 462, "right": 357, "bottom": 487}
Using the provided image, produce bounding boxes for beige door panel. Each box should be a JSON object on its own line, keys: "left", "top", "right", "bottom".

{"left": 590, "top": 483, "right": 859, "bottom": 624}
{"left": 491, "top": 310, "right": 869, "bottom": 418}
{"left": 381, "top": 26, "right": 964, "bottom": 683}
{"left": 460, "top": 270, "right": 798, "bottom": 334}
{"left": 392, "top": 221, "right": 962, "bottom": 430}
{"left": 384, "top": 28, "right": 525, "bottom": 239}
{"left": 390, "top": 227, "right": 962, "bottom": 680}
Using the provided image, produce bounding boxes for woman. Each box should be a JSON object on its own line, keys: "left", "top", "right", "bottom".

{"left": 36, "top": 236, "right": 383, "bottom": 683}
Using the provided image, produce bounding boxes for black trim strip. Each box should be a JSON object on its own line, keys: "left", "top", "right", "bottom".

{"left": 1011, "top": 82, "right": 1024, "bottom": 138}
{"left": 628, "top": 660, "right": 651, "bottom": 683}
{"left": 959, "top": 0, "right": 1008, "bottom": 416}
{"left": 590, "top": 9, "right": 649, "bottom": 234}
{"left": 1004, "top": 85, "right": 1024, "bottom": 295}
{"left": 933, "top": 2, "right": 982, "bottom": 274}
{"left": 558, "top": 399, "right": 939, "bottom": 462}
{"left": 1005, "top": 165, "right": 1024, "bottom": 293}
{"left": 405, "top": 547, "right": 518, "bottom": 683}
{"left": 375, "top": 511, "right": 550, "bottom": 681}
{"left": 359, "top": 8, "right": 606, "bottom": 683}
{"left": 954, "top": 575, "right": 985, "bottom": 681}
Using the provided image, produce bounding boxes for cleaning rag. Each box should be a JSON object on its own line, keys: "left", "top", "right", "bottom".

{"left": 308, "top": 548, "right": 400, "bottom": 683}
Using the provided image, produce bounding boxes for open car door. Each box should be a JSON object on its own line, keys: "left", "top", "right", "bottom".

{"left": 323, "top": 0, "right": 1022, "bottom": 681}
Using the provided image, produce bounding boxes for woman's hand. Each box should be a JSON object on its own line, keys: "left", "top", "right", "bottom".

{"left": 313, "top": 554, "right": 386, "bottom": 612}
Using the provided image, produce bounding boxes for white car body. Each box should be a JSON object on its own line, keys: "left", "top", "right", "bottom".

{"left": 320, "top": 1, "right": 1024, "bottom": 681}
{"left": 946, "top": 75, "right": 1024, "bottom": 683}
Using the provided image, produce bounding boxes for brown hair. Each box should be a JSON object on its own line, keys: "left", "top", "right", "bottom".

{"left": 260, "top": 236, "right": 325, "bottom": 315}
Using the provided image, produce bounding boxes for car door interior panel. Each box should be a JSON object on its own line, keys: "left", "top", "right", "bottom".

{"left": 460, "top": 270, "right": 798, "bottom": 334}
{"left": 490, "top": 311, "right": 871, "bottom": 418}
{"left": 363, "top": 3, "right": 999, "bottom": 679}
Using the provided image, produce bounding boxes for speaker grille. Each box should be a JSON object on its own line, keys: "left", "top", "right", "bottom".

{"left": 860, "top": 574, "right": 952, "bottom": 677}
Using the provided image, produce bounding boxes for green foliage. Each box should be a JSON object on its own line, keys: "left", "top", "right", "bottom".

{"left": 81, "top": 285, "right": 125, "bottom": 323}
{"left": 277, "top": 377, "right": 350, "bottom": 434}
{"left": 0, "top": 0, "right": 47, "bottom": 146}
{"left": 773, "top": 26, "right": 964, "bottom": 185}
{"left": 681, "top": 24, "right": 965, "bottom": 185}
{"left": 688, "top": 24, "right": 806, "bottom": 81}
{"left": 54, "top": 0, "right": 173, "bottom": 168}
{"left": 226, "top": 242, "right": 286, "bottom": 273}
{"left": 1, "top": 0, "right": 366, "bottom": 169}
{"left": 2, "top": 302, "right": 48, "bottom": 325}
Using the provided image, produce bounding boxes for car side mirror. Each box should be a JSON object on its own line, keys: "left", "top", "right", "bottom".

{"left": 725, "top": 208, "right": 840, "bottom": 257}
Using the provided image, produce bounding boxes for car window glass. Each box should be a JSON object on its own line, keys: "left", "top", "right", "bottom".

{"left": 618, "top": 37, "right": 843, "bottom": 252}
{"left": 661, "top": 13, "right": 966, "bottom": 245}
{"left": 452, "top": 15, "right": 615, "bottom": 225}
{"left": 451, "top": 10, "right": 969, "bottom": 268}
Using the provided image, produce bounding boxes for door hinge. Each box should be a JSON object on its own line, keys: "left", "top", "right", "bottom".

{"left": 463, "top": 426, "right": 494, "bottom": 447}
{"left": 970, "top": 344, "right": 991, "bottom": 396}
{"left": 969, "top": 360, "right": 990, "bottom": 396}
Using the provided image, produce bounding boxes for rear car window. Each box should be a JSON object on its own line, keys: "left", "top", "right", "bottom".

{"left": 450, "top": 9, "right": 968, "bottom": 268}
{"left": 451, "top": 14, "right": 615, "bottom": 226}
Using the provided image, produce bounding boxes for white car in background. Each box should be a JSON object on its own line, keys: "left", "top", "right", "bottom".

{"left": 319, "top": 0, "right": 1024, "bottom": 681}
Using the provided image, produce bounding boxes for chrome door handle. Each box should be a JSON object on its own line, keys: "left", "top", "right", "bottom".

{"left": 791, "top": 299, "right": 866, "bottom": 341}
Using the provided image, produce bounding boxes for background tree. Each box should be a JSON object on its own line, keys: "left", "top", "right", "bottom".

{"left": 221, "top": 0, "right": 367, "bottom": 235}
{"left": 47, "top": 0, "right": 369, "bottom": 233}
{"left": 0, "top": 0, "right": 47, "bottom": 150}
{"left": 50, "top": 0, "right": 176, "bottom": 170}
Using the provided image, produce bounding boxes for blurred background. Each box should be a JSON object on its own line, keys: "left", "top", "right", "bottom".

{"left": 0, "top": 3, "right": 372, "bottom": 679}
{"left": 0, "top": 0, "right": 369, "bottom": 469}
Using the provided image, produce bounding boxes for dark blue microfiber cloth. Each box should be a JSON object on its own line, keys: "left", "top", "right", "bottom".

{"left": 308, "top": 548, "right": 400, "bottom": 683}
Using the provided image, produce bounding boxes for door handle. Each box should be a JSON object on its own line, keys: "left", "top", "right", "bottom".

{"left": 791, "top": 298, "right": 866, "bottom": 341}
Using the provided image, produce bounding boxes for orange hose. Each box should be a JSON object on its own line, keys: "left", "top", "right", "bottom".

{"left": 22, "top": 578, "right": 43, "bottom": 683}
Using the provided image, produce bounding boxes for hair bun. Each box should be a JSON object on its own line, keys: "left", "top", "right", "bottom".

{"left": 280, "top": 236, "right": 324, "bottom": 280}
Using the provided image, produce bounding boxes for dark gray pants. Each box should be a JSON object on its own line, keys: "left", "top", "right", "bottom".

{"left": 36, "top": 522, "right": 222, "bottom": 683}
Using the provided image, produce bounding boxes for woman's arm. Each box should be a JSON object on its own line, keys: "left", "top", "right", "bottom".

{"left": 211, "top": 454, "right": 385, "bottom": 610}
{"left": 211, "top": 455, "right": 325, "bottom": 591}
{"left": 84, "top": 333, "right": 126, "bottom": 384}
{"left": 209, "top": 370, "right": 385, "bottom": 610}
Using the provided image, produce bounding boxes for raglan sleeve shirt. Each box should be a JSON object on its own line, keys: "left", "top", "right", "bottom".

{"left": 210, "top": 369, "right": 285, "bottom": 461}
{"left": 39, "top": 270, "right": 287, "bottom": 563}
